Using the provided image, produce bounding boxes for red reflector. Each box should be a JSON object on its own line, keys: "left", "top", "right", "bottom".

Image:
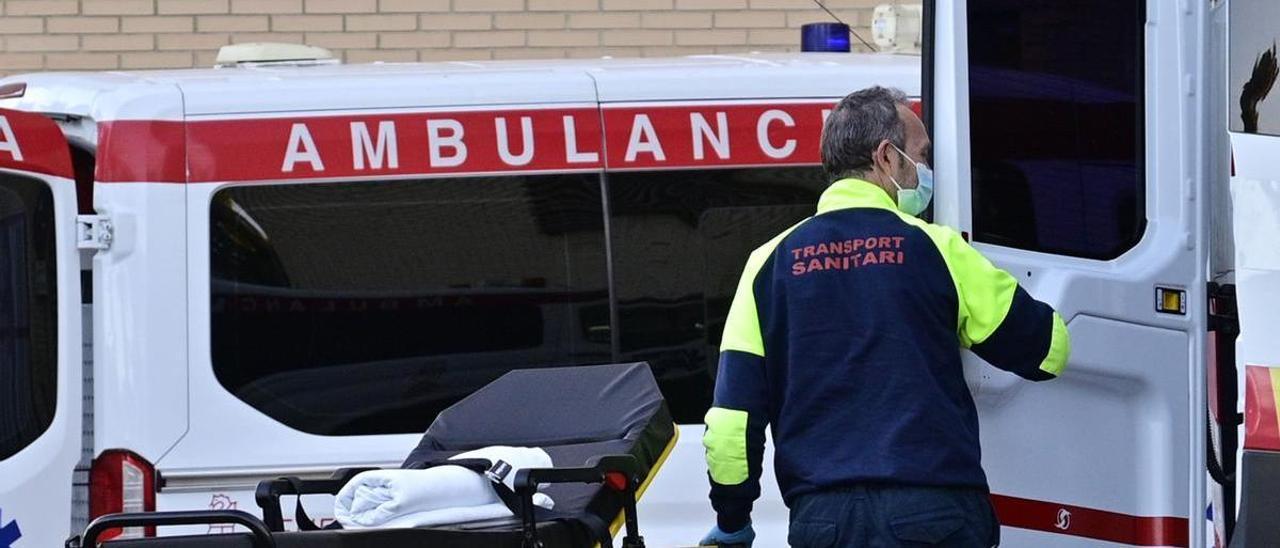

{"left": 0, "top": 83, "right": 25, "bottom": 99}
{"left": 604, "top": 472, "right": 629, "bottom": 491}
{"left": 90, "top": 450, "right": 157, "bottom": 540}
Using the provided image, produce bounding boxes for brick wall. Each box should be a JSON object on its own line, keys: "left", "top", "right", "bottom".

{"left": 0, "top": 0, "right": 887, "bottom": 76}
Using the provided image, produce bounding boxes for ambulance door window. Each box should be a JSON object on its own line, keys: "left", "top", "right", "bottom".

{"left": 967, "top": 0, "right": 1146, "bottom": 259}
{"left": 605, "top": 167, "right": 827, "bottom": 423}
{"left": 0, "top": 174, "right": 58, "bottom": 461}
{"left": 209, "top": 174, "right": 610, "bottom": 436}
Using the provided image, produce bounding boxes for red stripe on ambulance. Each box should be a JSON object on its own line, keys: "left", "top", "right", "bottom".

{"left": 183, "top": 107, "right": 605, "bottom": 183}
{"left": 97, "top": 120, "right": 186, "bottom": 183}
{"left": 92, "top": 101, "right": 841, "bottom": 183}
{"left": 991, "top": 494, "right": 1189, "bottom": 546}
{"left": 601, "top": 102, "right": 830, "bottom": 169}
{"left": 0, "top": 108, "right": 74, "bottom": 179}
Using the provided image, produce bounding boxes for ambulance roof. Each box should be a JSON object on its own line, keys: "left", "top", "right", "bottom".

{"left": 0, "top": 53, "right": 919, "bottom": 121}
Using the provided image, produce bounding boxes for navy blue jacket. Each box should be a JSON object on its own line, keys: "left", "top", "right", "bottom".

{"left": 702, "top": 179, "right": 1070, "bottom": 531}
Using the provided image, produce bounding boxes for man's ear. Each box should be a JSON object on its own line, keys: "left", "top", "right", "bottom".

{"left": 872, "top": 139, "right": 894, "bottom": 173}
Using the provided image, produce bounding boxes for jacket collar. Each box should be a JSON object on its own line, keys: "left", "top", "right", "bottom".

{"left": 816, "top": 178, "right": 899, "bottom": 215}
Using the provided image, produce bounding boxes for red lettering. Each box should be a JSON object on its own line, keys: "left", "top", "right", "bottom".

{"left": 878, "top": 237, "right": 892, "bottom": 249}
{"left": 807, "top": 258, "right": 823, "bottom": 271}
{"left": 897, "top": 251, "right": 905, "bottom": 264}
{"left": 792, "top": 262, "right": 806, "bottom": 275}
{"left": 863, "top": 252, "right": 879, "bottom": 265}
{"left": 791, "top": 248, "right": 802, "bottom": 260}
{"left": 893, "top": 236, "right": 905, "bottom": 247}
{"left": 879, "top": 250, "right": 896, "bottom": 264}
{"left": 864, "top": 237, "right": 879, "bottom": 250}
{"left": 824, "top": 257, "right": 842, "bottom": 270}
{"left": 852, "top": 238, "right": 863, "bottom": 251}
{"left": 803, "top": 246, "right": 816, "bottom": 258}
{"left": 816, "top": 243, "right": 830, "bottom": 255}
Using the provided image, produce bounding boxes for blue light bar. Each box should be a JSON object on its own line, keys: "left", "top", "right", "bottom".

{"left": 801, "top": 22, "right": 851, "bottom": 53}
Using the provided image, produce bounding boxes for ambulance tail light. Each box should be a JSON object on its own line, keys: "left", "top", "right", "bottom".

{"left": 89, "top": 450, "right": 157, "bottom": 540}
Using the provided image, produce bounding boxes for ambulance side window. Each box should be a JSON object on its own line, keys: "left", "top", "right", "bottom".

{"left": 606, "top": 167, "right": 827, "bottom": 423}
{"left": 967, "top": 0, "right": 1146, "bottom": 259}
{"left": 209, "top": 175, "right": 610, "bottom": 436}
{"left": 0, "top": 175, "right": 58, "bottom": 461}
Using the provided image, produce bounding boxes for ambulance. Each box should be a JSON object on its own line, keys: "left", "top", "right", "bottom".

{"left": 0, "top": 41, "right": 920, "bottom": 546}
{"left": 0, "top": 0, "right": 1276, "bottom": 546}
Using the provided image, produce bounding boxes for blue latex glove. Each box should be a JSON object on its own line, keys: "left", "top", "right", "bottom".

{"left": 699, "top": 522, "right": 756, "bottom": 547}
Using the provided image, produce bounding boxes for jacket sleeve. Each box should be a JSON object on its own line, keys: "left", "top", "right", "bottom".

{"left": 703, "top": 242, "right": 775, "bottom": 533}
{"left": 933, "top": 226, "right": 1070, "bottom": 380}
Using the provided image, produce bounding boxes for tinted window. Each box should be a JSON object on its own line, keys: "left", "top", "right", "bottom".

{"left": 967, "top": 0, "right": 1145, "bottom": 258}
{"left": 0, "top": 175, "right": 58, "bottom": 461}
{"left": 211, "top": 175, "right": 610, "bottom": 436}
{"left": 607, "top": 168, "right": 827, "bottom": 423}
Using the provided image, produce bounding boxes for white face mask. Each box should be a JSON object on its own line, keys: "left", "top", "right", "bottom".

{"left": 887, "top": 143, "right": 934, "bottom": 217}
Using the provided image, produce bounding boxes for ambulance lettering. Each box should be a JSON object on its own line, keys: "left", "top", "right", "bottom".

{"left": 757, "top": 109, "right": 796, "bottom": 159}
{"left": 494, "top": 116, "right": 534, "bottom": 166}
{"left": 0, "top": 115, "right": 24, "bottom": 162}
{"left": 625, "top": 114, "right": 666, "bottom": 162}
{"left": 426, "top": 118, "right": 467, "bottom": 168}
{"left": 562, "top": 115, "right": 599, "bottom": 164}
{"left": 350, "top": 121, "right": 399, "bottom": 171}
{"left": 282, "top": 123, "right": 324, "bottom": 173}
{"left": 193, "top": 103, "right": 838, "bottom": 182}
{"left": 690, "top": 112, "right": 730, "bottom": 161}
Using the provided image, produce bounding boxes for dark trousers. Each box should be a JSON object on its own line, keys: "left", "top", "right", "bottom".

{"left": 788, "top": 484, "right": 1000, "bottom": 547}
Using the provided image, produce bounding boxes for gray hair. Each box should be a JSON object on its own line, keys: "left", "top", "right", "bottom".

{"left": 820, "top": 86, "right": 910, "bottom": 180}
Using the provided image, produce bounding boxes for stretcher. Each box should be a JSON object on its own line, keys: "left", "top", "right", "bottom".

{"left": 68, "top": 362, "right": 678, "bottom": 548}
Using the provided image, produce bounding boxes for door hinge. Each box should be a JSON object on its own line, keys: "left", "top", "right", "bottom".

{"left": 76, "top": 215, "right": 113, "bottom": 250}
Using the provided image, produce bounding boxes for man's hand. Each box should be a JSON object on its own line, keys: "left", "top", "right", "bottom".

{"left": 698, "top": 522, "right": 756, "bottom": 547}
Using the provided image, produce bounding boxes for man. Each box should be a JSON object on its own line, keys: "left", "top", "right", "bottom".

{"left": 698, "top": 87, "right": 1070, "bottom": 547}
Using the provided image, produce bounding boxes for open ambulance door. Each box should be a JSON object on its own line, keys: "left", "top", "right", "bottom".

{"left": 927, "top": 1, "right": 1214, "bottom": 546}
{"left": 1225, "top": 1, "right": 1280, "bottom": 546}
{"left": 0, "top": 107, "right": 84, "bottom": 547}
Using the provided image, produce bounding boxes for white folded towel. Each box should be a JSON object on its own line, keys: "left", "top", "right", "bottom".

{"left": 334, "top": 446, "right": 555, "bottom": 529}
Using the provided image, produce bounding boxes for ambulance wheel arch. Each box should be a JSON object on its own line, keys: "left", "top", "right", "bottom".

{"left": 928, "top": 0, "right": 1214, "bottom": 545}
{"left": 0, "top": 108, "right": 84, "bottom": 547}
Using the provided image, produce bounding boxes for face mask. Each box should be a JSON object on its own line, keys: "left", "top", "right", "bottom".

{"left": 887, "top": 143, "right": 934, "bottom": 217}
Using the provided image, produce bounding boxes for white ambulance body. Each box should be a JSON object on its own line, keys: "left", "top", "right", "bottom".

{"left": 0, "top": 53, "right": 919, "bottom": 547}
{"left": 7, "top": 0, "right": 1280, "bottom": 544}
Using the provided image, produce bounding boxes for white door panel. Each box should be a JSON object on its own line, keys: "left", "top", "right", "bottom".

{"left": 0, "top": 108, "right": 83, "bottom": 547}
{"left": 932, "top": 0, "right": 1210, "bottom": 545}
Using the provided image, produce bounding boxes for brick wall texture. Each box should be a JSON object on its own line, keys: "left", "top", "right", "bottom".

{"left": 0, "top": 0, "right": 886, "bottom": 76}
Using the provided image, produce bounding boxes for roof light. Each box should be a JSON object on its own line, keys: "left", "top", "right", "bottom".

{"left": 215, "top": 43, "right": 337, "bottom": 68}
{"left": 801, "top": 22, "right": 851, "bottom": 53}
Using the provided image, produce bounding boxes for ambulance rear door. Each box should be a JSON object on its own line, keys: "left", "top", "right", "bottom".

{"left": 928, "top": 0, "right": 1215, "bottom": 545}
{"left": 0, "top": 107, "right": 85, "bottom": 547}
